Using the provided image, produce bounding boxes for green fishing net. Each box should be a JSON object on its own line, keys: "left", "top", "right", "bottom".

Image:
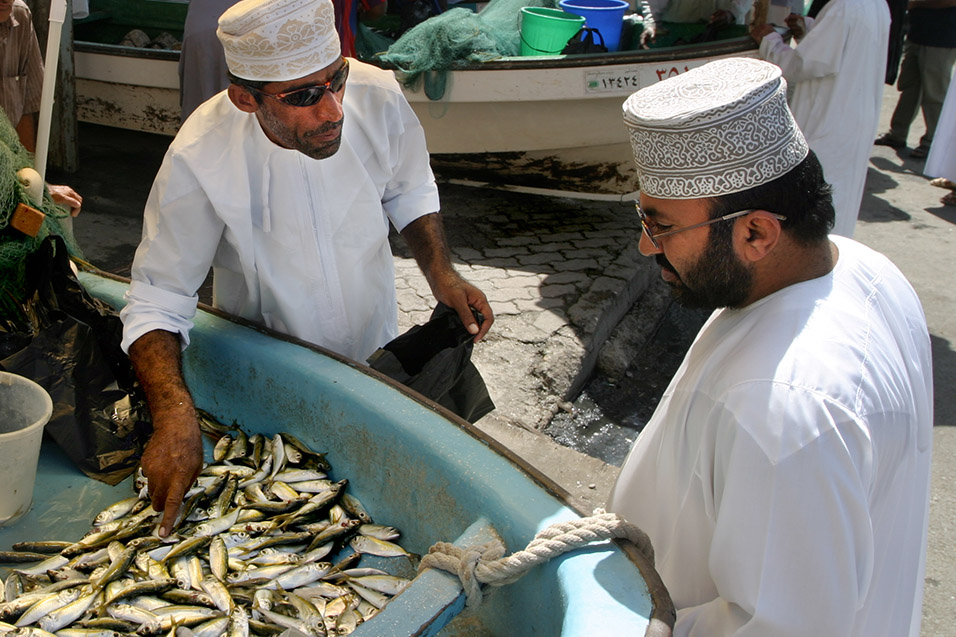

{"left": 375, "top": 0, "right": 556, "bottom": 96}
{"left": 0, "top": 112, "right": 83, "bottom": 326}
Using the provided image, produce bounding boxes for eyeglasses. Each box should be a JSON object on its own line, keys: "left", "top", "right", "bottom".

{"left": 635, "top": 203, "right": 786, "bottom": 250}
{"left": 249, "top": 59, "right": 350, "bottom": 107}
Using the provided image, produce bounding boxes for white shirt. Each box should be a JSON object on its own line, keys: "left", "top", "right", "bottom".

{"left": 643, "top": 0, "right": 754, "bottom": 25}
{"left": 121, "top": 60, "right": 439, "bottom": 362}
{"left": 608, "top": 236, "right": 933, "bottom": 637}
{"left": 760, "top": 0, "right": 890, "bottom": 238}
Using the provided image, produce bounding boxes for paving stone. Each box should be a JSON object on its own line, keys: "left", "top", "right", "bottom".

{"left": 546, "top": 271, "right": 592, "bottom": 285}
{"left": 573, "top": 238, "right": 622, "bottom": 249}
{"left": 485, "top": 287, "right": 535, "bottom": 303}
{"left": 485, "top": 247, "right": 530, "bottom": 258}
{"left": 497, "top": 236, "right": 542, "bottom": 247}
{"left": 540, "top": 282, "right": 578, "bottom": 298}
{"left": 561, "top": 248, "right": 612, "bottom": 260}
{"left": 452, "top": 246, "right": 484, "bottom": 261}
{"left": 491, "top": 300, "right": 521, "bottom": 316}
{"left": 552, "top": 258, "right": 600, "bottom": 272}
{"left": 396, "top": 287, "right": 431, "bottom": 313}
{"left": 517, "top": 252, "right": 562, "bottom": 267}
{"left": 548, "top": 232, "right": 586, "bottom": 243}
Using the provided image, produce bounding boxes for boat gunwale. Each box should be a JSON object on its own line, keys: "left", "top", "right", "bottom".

{"left": 71, "top": 35, "right": 757, "bottom": 70}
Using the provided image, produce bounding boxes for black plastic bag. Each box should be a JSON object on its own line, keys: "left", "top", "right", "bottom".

{"left": 563, "top": 27, "right": 608, "bottom": 55}
{"left": 367, "top": 303, "right": 495, "bottom": 423}
{"left": 0, "top": 236, "right": 151, "bottom": 485}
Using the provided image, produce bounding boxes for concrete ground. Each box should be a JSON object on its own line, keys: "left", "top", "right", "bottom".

{"left": 52, "top": 85, "right": 954, "bottom": 635}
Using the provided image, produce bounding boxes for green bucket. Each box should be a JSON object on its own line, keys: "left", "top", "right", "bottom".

{"left": 519, "top": 7, "right": 586, "bottom": 56}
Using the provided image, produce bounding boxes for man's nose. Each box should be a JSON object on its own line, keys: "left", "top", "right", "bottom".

{"left": 638, "top": 230, "right": 662, "bottom": 256}
{"left": 313, "top": 90, "right": 344, "bottom": 121}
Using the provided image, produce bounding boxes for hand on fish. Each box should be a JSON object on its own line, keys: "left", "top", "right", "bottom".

{"left": 140, "top": 411, "right": 204, "bottom": 537}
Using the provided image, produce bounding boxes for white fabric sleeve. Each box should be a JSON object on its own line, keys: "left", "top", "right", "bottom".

{"left": 673, "top": 383, "right": 873, "bottom": 636}
{"left": 120, "top": 150, "right": 226, "bottom": 352}
{"left": 380, "top": 90, "right": 440, "bottom": 233}
{"left": 759, "top": 11, "right": 842, "bottom": 82}
{"left": 728, "top": 0, "right": 753, "bottom": 24}
{"left": 641, "top": 0, "right": 665, "bottom": 26}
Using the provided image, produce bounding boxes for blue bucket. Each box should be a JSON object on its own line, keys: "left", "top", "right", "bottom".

{"left": 558, "top": 0, "right": 629, "bottom": 52}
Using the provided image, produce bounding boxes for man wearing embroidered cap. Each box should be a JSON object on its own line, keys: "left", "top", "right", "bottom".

{"left": 608, "top": 58, "right": 932, "bottom": 636}
{"left": 119, "top": 0, "right": 494, "bottom": 537}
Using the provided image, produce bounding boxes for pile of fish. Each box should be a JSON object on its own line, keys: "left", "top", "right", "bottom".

{"left": 0, "top": 414, "right": 416, "bottom": 636}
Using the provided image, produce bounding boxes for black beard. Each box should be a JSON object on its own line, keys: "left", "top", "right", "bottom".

{"left": 658, "top": 231, "right": 754, "bottom": 310}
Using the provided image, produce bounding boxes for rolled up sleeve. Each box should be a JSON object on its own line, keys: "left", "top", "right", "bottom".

{"left": 120, "top": 149, "right": 224, "bottom": 352}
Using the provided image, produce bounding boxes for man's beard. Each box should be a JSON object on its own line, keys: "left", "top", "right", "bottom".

{"left": 657, "top": 231, "right": 754, "bottom": 310}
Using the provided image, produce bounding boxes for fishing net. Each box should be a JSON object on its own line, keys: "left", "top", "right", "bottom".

{"left": 375, "top": 0, "right": 556, "bottom": 96}
{"left": 0, "top": 111, "right": 82, "bottom": 326}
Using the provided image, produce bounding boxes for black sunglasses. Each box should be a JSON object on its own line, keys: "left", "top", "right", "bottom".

{"left": 250, "top": 59, "right": 350, "bottom": 108}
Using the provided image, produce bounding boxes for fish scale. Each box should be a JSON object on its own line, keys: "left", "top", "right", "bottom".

{"left": 0, "top": 425, "right": 413, "bottom": 635}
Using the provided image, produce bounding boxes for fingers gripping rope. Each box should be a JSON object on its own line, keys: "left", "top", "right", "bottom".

{"left": 418, "top": 511, "right": 654, "bottom": 611}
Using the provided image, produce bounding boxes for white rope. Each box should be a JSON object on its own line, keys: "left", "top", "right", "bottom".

{"left": 418, "top": 510, "right": 654, "bottom": 611}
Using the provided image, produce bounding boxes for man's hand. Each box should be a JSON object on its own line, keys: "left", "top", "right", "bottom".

{"left": 784, "top": 13, "right": 806, "bottom": 39}
{"left": 128, "top": 329, "right": 202, "bottom": 538}
{"left": 640, "top": 23, "right": 668, "bottom": 48}
{"left": 750, "top": 23, "right": 775, "bottom": 44}
{"left": 400, "top": 212, "right": 495, "bottom": 342}
{"left": 48, "top": 184, "right": 82, "bottom": 217}
{"left": 710, "top": 9, "right": 734, "bottom": 25}
{"left": 431, "top": 271, "right": 494, "bottom": 342}
{"left": 140, "top": 409, "right": 204, "bottom": 537}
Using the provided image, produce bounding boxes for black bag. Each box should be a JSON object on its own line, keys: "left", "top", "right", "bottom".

{"left": 562, "top": 27, "right": 609, "bottom": 55}
{"left": 0, "top": 236, "right": 151, "bottom": 485}
{"left": 367, "top": 303, "right": 495, "bottom": 423}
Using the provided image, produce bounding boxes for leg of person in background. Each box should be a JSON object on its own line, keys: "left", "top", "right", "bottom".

{"left": 911, "top": 45, "right": 956, "bottom": 157}
{"left": 876, "top": 40, "right": 923, "bottom": 149}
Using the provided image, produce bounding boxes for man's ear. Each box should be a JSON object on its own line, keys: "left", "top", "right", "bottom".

{"left": 228, "top": 84, "right": 259, "bottom": 113}
{"left": 736, "top": 210, "right": 782, "bottom": 263}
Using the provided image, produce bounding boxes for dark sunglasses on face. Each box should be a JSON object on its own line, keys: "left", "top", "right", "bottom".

{"left": 250, "top": 58, "right": 350, "bottom": 107}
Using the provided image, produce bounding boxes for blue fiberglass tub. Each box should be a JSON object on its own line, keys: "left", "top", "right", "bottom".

{"left": 0, "top": 271, "right": 674, "bottom": 636}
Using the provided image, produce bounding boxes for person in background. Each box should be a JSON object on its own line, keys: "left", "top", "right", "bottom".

{"left": 874, "top": 0, "right": 956, "bottom": 159}
{"left": 0, "top": 0, "right": 81, "bottom": 216}
{"left": 610, "top": 56, "right": 932, "bottom": 636}
{"left": 924, "top": 56, "right": 956, "bottom": 205}
{"left": 179, "top": 0, "right": 241, "bottom": 123}
{"left": 753, "top": 0, "right": 889, "bottom": 238}
{"left": 640, "top": 0, "right": 754, "bottom": 47}
{"left": 120, "top": 0, "right": 493, "bottom": 537}
{"left": 333, "top": 0, "right": 387, "bottom": 58}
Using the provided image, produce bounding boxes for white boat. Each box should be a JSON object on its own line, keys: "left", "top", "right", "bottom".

{"left": 72, "top": 14, "right": 757, "bottom": 199}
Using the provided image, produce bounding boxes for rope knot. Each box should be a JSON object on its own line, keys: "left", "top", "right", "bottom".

{"left": 419, "top": 512, "right": 654, "bottom": 612}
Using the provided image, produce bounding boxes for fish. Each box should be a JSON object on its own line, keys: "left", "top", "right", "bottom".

{"left": 0, "top": 427, "right": 414, "bottom": 636}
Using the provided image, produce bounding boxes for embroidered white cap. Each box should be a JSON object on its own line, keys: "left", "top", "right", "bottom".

{"left": 217, "top": 0, "right": 340, "bottom": 82}
{"left": 622, "top": 57, "right": 809, "bottom": 199}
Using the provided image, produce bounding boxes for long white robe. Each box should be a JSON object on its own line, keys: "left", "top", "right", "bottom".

{"left": 178, "top": 0, "right": 240, "bottom": 123}
{"left": 760, "top": 0, "right": 889, "bottom": 238}
{"left": 608, "top": 236, "right": 933, "bottom": 637}
{"left": 121, "top": 60, "right": 439, "bottom": 363}
{"left": 925, "top": 65, "right": 956, "bottom": 181}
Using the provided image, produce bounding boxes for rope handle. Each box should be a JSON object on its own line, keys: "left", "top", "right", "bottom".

{"left": 418, "top": 509, "right": 654, "bottom": 611}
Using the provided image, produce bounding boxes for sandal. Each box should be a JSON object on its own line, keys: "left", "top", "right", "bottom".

{"left": 929, "top": 177, "right": 956, "bottom": 190}
{"left": 942, "top": 191, "right": 956, "bottom": 206}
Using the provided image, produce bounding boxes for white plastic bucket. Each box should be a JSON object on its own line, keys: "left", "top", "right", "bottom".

{"left": 0, "top": 372, "right": 53, "bottom": 526}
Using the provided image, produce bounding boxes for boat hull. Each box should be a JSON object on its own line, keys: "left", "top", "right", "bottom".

{"left": 73, "top": 35, "right": 757, "bottom": 199}
{"left": 0, "top": 271, "right": 673, "bottom": 636}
